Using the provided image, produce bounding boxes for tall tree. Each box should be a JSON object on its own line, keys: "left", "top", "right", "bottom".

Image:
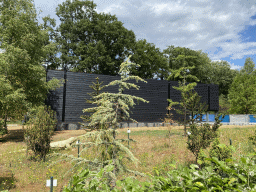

{"left": 41, "top": 16, "right": 61, "bottom": 71}
{"left": 207, "top": 60, "right": 240, "bottom": 97}
{"left": 239, "top": 57, "right": 256, "bottom": 76}
{"left": 166, "top": 64, "right": 206, "bottom": 136}
{"left": 129, "top": 39, "right": 168, "bottom": 80}
{"left": 79, "top": 77, "right": 109, "bottom": 129}
{"left": 0, "top": 0, "right": 64, "bottom": 125}
{"left": 227, "top": 58, "right": 256, "bottom": 114}
{"left": 0, "top": 74, "right": 27, "bottom": 132}
{"left": 163, "top": 46, "right": 212, "bottom": 83}
{"left": 55, "top": 0, "right": 136, "bottom": 75}
{"left": 50, "top": 56, "right": 149, "bottom": 189}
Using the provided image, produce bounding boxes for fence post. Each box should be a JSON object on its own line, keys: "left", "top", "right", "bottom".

{"left": 50, "top": 176, "right": 53, "bottom": 192}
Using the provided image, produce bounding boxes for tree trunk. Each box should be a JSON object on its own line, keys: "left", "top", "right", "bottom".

{"left": 4, "top": 111, "right": 8, "bottom": 131}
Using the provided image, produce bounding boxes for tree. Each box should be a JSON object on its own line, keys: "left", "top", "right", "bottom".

{"left": 166, "top": 48, "right": 208, "bottom": 136}
{"left": 79, "top": 77, "right": 109, "bottom": 129}
{"left": 129, "top": 39, "right": 168, "bottom": 80}
{"left": 0, "top": 0, "right": 64, "bottom": 126}
{"left": 207, "top": 60, "right": 241, "bottom": 97}
{"left": 55, "top": 0, "right": 136, "bottom": 75}
{"left": 49, "top": 55, "right": 149, "bottom": 189}
{"left": 240, "top": 57, "right": 256, "bottom": 76}
{"left": 227, "top": 59, "right": 256, "bottom": 114}
{"left": 0, "top": 74, "right": 27, "bottom": 133}
{"left": 219, "top": 94, "right": 232, "bottom": 115}
{"left": 41, "top": 16, "right": 61, "bottom": 71}
{"left": 163, "top": 46, "right": 212, "bottom": 83}
{"left": 24, "top": 105, "right": 57, "bottom": 161}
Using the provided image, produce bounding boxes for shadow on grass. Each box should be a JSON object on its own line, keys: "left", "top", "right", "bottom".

{"left": 0, "top": 129, "right": 25, "bottom": 143}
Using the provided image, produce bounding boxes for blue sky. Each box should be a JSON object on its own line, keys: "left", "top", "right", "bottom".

{"left": 33, "top": 0, "right": 256, "bottom": 78}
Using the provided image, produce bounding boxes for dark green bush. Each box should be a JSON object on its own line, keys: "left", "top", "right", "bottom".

{"left": 209, "top": 138, "right": 234, "bottom": 161}
{"left": 24, "top": 105, "right": 57, "bottom": 161}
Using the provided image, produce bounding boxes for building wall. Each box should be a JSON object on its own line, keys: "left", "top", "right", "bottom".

{"left": 44, "top": 69, "right": 219, "bottom": 130}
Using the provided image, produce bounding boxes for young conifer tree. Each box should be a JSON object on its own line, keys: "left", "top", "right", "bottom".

{"left": 79, "top": 77, "right": 109, "bottom": 130}
{"left": 48, "top": 55, "right": 149, "bottom": 189}
{"left": 167, "top": 65, "right": 205, "bottom": 136}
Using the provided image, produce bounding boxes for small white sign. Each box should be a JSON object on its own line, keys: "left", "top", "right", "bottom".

{"left": 127, "top": 129, "right": 130, "bottom": 133}
{"left": 46, "top": 179, "right": 57, "bottom": 187}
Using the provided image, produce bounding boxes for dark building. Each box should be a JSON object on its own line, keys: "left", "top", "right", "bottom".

{"left": 44, "top": 69, "right": 219, "bottom": 130}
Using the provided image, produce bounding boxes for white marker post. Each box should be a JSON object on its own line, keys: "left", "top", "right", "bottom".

{"left": 127, "top": 129, "right": 131, "bottom": 149}
{"left": 76, "top": 140, "right": 80, "bottom": 158}
{"left": 46, "top": 176, "right": 57, "bottom": 192}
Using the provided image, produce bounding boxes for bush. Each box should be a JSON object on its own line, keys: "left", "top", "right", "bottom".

{"left": 24, "top": 105, "right": 57, "bottom": 161}
{"left": 187, "top": 123, "right": 221, "bottom": 163}
{"left": 186, "top": 113, "right": 226, "bottom": 163}
{"left": 209, "top": 138, "right": 234, "bottom": 162}
{"left": 63, "top": 155, "right": 256, "bottom": 191}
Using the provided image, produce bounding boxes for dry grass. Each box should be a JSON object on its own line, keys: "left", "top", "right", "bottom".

{"left": 0, "top": 123, "right": 256, "bottom": 191}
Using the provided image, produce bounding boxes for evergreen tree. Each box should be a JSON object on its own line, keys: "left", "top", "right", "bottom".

{"left": 79, "top": 77, "right": 109, "bottom": 130}
{"left": 166, "top": 61, "right": 205, "bottom": 136}
{"left": 49, "top": 55, "right": 149, "bottom": 189}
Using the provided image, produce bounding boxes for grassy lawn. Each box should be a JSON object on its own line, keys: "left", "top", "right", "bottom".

{"left": 0, "top": 124, "right": 256, "bottom": 191}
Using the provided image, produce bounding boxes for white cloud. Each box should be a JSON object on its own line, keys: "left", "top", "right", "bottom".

{"left": 91, "top": 0, "right": 256, "bottom": 62}
{"left": 33, "top": 0, "right": 256, "bottom": 68}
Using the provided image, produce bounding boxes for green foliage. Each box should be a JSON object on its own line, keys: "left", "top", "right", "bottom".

{"left": 82, "top": 55, "right": 149, "bottom": 130}
{"left": 209, "top": 138, "right": 234, "bottom": 162}
{"left": 55, "top": 0, "right": 136, "bottom": 76}
{"left": 0, "top": 0, "right": 64, "bottom": 125}
{"left": 167, "top": 62, "right": 208, "bottom": 135}
{"left": 24, "top": 105, "right": 57, "bottom": 161}
{"left": 249, "top": 130, "right": 256, "bottom": 146}
{"left": 50, "top": 56, "right": 148, "bottom": 189}
{"left": 0, "top": 119, "right": 8, "bottom": 136}
{"left": 163, "top": 46, "right": 212, "bottom": 83}
{"left": 187, "top": 113, "right": 225, "bottom": 162}
{"left": 63, "top": 155, "right": 256, "bottom": 191}
{"left": 208, "top": 60, "right": 240, "bottom": 97}
{"left": 0, "top": 74, "right": 28, "bottom": 130}
{"left": 79, "top": 77, "right": 109, "bottom": 130}
{"left": 129, "top": 39, "right": 168, "bottom": 80}
{"left": 228, "top": 57, "right": 256, "bottom": 115}
{"left": 63, "top": 165, "right": 114, "bottom": 191}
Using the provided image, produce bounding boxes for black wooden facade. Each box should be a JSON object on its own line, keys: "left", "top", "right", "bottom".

{"left": 44, "top": 69, "right": 219, "bottom": 126}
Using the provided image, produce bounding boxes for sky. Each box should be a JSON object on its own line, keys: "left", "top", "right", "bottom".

{"left": 32, "top": 0, "right": 256, "bottom": 78}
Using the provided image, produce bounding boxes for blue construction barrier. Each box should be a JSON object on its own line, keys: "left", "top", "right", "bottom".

{"left": 193, "top": 114, "right": 256, "bottom": 123}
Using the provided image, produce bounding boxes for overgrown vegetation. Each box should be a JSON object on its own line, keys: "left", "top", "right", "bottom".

{"left": 24, "top": 105, "right": 57, "bottom": 161}
{"left": 1, "top": 124, "right": 256, "bottom": 191}
{"left": 48, "top": 55, "right": 149, "bottom": 189}
{"left": 63, "top": 155, "right": 256, "bottom": 191}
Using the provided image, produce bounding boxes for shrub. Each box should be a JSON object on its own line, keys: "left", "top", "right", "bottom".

{"left": 186, "top": 119, "right": 222, "bottom": 163}
{"left": 63, "top": 156, "right": 256, "bottom": 191}
{"left": 24, "top": 105, "right": 57, "bottom": 161}
{"left": 209, "top": 138, "right": 234, "bottom": 162}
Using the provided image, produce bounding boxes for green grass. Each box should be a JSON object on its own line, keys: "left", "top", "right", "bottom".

{"left": 1, "top": 124, "right": 256, "bottom": 191}
{"left": 120, "top": 129, "right": 183, "bottom": 137}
